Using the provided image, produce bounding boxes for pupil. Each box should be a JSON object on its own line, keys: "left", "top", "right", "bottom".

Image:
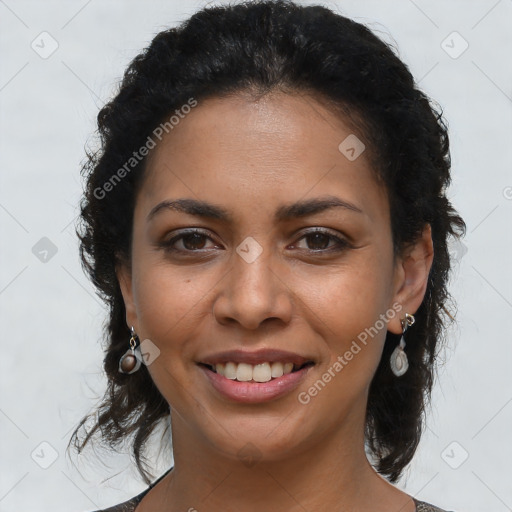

{"left": 308, "top": 233, "right": 329, "bottom": 250}
{"left": 184, "top": 233, "right": 206, "bottom": 250}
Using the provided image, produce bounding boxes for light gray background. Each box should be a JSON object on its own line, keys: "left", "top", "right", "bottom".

{"left": 1, "top": 1, "right": 511, "bottom": 511}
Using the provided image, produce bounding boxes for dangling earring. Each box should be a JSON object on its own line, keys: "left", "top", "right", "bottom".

{"left": 118, "top": 326, "right": 142, "bottom": 374}
{"left": 390, "top": 313, "right": 415, "bottom": 377}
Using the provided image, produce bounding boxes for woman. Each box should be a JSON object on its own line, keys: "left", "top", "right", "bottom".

{"left": 69, "top": 1, "right": 465, "bottom": 511}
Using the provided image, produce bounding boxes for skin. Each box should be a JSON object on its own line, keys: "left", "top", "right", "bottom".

{"left": 117, "top": 90, "right": 434, "bottom": 512}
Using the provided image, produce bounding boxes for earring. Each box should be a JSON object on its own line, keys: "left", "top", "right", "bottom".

{"left": 118, "top": 326, "right": 142, "bottom": 374}
{"left": 390, "top": 313, "right": 415, "bottom": 377}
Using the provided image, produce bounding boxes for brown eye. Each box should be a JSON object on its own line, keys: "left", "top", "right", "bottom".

{"left": 161, "top": 229, "right": 219, "bottom": 253}
{"left": 292, "top": 228, "right": 350, "bottom": 253}
{"left": 179, "top": 232, "right": 208, "bottom": 250}
{"left": 303, "top": 232, "right": 332, "bottom": 250}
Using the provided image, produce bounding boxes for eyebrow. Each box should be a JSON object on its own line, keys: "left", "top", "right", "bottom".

{"left": 147, "top": 196, "right": 363, "bottom": 223}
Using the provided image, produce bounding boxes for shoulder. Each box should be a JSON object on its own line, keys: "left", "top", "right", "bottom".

{"left": 85, "top": 467, "right": 173, "bottom": 512}
{"left": 413, "top": 497, "right": 457, "bottom": 512}
{"left": 92, "top": 496, "right": 458, "bottom": 512}
{"left": 87, "top": 494, "right": 142, "bottom": 512}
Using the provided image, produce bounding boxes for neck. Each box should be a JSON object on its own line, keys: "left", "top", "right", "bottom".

{"left": 145, "top": 413, "right": 414, "bottom": 512}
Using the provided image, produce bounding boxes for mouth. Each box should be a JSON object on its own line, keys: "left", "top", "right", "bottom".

{"left": 198, "top": 360, "right": 315, "bottom": 383}
{"left": 197, "top": 352, "right": 316, "bottom": 403}
{"left": 198, "top": 347, "right": 315, "bottom": 381}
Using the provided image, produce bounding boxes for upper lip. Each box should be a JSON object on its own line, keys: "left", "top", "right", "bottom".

{"left": 198, "top": 348, "right": 314, "bottom": 367}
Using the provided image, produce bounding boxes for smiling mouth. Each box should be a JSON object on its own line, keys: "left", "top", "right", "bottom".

{"left": 198, "top": 361, "right": 315, "bottom": 382}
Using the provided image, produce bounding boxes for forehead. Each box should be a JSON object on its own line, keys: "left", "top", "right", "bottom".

{"left": 138, "top": 91, "right": 388, "bottom": 223}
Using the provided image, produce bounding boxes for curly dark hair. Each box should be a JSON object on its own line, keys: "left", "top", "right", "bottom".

{"left": 68, "top": 0, "right": 466, "bottom": 485}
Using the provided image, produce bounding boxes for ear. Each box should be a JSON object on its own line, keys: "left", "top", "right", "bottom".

{"left": 116, "top": 258, "right": 138, "bottom": 331}
{"left": 388, "top": 224, "right": 434, "bottom": 335}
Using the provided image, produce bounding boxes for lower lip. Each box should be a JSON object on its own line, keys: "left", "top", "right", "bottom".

{"left": 198, "top": 364, "right": 313, "bottom": 403}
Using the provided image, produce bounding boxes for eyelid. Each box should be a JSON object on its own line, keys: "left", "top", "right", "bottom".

{"left": 294, "top": 226, "right": 346, "bottom": 239}
{"left": 163, "top": 227, "right": 212, "bottom": 240}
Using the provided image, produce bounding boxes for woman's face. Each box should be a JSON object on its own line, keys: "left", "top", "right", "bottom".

{"left": 118, "top": 91, "right": 416, "bottom": 463}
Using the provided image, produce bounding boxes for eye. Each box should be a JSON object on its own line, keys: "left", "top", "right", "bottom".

{"left": 161, "top": 229, "right": 220, "bottom": 252}
{"left": 292, "top": 228, "right": 350, "bottom": 253}
{"left": 159, "top": 227, "right": 351, "bottom": 256}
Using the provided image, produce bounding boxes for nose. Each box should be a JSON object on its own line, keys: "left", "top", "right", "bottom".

{"left": 212, "top": 245, "right": 293, "bottom": 331}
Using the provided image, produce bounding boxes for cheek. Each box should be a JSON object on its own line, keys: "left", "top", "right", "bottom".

{"left": 297, "top": 253, "right": 393, "bottom": 376}
{"left": 130, "top": 262, "right": 214, "bottom": 410}
{"left": 299, "top": 253, "right": 391, "bottom": 327}
{"left": 133, "top": 261, "right": 213, "bottom": 345}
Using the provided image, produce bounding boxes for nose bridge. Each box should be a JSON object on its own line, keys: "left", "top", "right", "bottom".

{"left": 213, "top": 235, "right": 292, "bottom": 329}
{"left": 234, "top": 239, "right": 275, "bottom": 295}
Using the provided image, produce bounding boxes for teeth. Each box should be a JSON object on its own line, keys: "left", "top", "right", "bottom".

{"left": 271, "top": 362, "right": 284, "bottom": 378}
{"left": 210, "top": 361, "right": 302, "bottom": 381}
{"left": 224, "top": 362, "right": 237, "bottom": 380}
{"left": 236, "top": 363, "right": 253, "bottom": 382}
{"left": 253, "top": 363, "right": 272, "bottom": 382}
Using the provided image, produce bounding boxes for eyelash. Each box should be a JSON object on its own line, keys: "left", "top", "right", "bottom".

{"left": 160, "top": 227, "right": 351, "bottom": 255}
